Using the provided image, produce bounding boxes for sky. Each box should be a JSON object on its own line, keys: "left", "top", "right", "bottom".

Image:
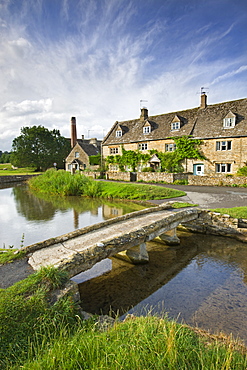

{"left": 0, "top": 0, "right": 246, "bottom": 151}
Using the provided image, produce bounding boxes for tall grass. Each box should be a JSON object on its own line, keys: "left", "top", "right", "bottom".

{"left": 29, "top": 169, "right": 185, "bottom": 200}
{"left": 29, "top": 169, "right": 102, "bottom": 197}
{"left": 10, "top": 315, "right": 247, "bottom": 369}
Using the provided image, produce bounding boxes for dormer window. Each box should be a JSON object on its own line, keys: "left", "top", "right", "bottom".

{"left": 171, "top": 115, "right": 181, "bottom": 131}
{"left": 116, "top": 130, "right": 122, "bottom": 137}
{"left": 171, "top": 121, "right": 180, "bottom": 130}
{"left": 223, "top": 111, "right": 236, "bottom": 128}
{"left": 143, "top": 125, "right": 151, "bottom": 134}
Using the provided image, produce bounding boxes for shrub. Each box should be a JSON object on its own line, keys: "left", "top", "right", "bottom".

{"left": 237, "top": 166, "right": 247, "bottom": 176}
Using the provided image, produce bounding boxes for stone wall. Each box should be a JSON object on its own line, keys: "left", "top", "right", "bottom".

{"left": 137, "top": 172, "right": 188, "bottom": 183}
{"left": 0, "top": 175, "right": 36, "bottom": 184}
{"left": 188, "top": 174, "right": 247, "bottom": 186}
{"left": 105, "top": 171, "right": 132, "bottom": 181}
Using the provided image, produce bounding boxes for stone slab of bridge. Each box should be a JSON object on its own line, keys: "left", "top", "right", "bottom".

{"left": 26, "top": 204, "right": 199, "bottom": 278}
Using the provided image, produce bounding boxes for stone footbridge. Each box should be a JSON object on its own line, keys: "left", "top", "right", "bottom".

{"left": 23, "top": 202, "right": 247, "bottom": 279}
{"left": 25, "top": 204, "right": 199, "bottom": 278}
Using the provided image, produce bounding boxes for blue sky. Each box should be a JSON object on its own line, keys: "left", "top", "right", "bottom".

{"left": 0, "top": 0, "right": 246, "bottom": 151}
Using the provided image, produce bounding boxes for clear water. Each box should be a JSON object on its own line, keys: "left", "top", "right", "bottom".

{"left": 0, "top": 183, "right": 145, "bottom": 248}
{"left": 78, "top": 231, "right": 247, "bottom": 344}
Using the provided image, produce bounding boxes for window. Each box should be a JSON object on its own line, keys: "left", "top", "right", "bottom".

{"left": 165, "top": 143, "right": 176, "bottom": 152}
{"left": 139, "top": 143, "right": 148, "bottom": 150}
{"left": 116, "top": 130, "right": 122, "bottom": 137}
{"left": 216, "top": 141, "right": 232, "bottom": 151}
{"left": 171, "top": 122, "right": 180, "bottom": 130}
{"left": 110, "top": 147, "right": 119, "bottom": 154}
{"left": 75, "top": 152, "right": 79, "bottom": 158}
{"left": 223, "top": 117, "right": 235, "bottom": 128}
{"left": 216, "top": 163, "right": 231, "bottom": 173}
{"left": 143, "top": 126, "right": 151, "bottom": 134}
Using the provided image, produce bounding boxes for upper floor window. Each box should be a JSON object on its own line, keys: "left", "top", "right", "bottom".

{"left": 110, "top": 147, "right": 119, "bottom": 154}
{"left": 223, "top": 111, "right": 236, "bottom": 128}
{"left": 171, "top": 121, "right": 180, "bottom": 130}
{"left": 223, "top": 117, "right": 235, "bottom": 128}
{"left": 216, "top": 163, "right": 231, "bottom": 173}
{"left": 143, "top": 126, "right": 151, "bottom": 134}
{"left": 116, "top": 130, "right": 122, "bottom": 137}
{"left": 216, "top": 141, "right": 232, "bottom": 151}
{"left": 75, "top": 152, "right": 79, "bottom": 158}
{"left": 165, "top": 143, "right": 176, "bottom": 152}
{"left": 139, "top": 143, "right": 148, "bottom": 150}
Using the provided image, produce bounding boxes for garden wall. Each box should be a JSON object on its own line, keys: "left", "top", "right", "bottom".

{"left": 188, "top": 175, "right": 247, "bottom": 186}
{"left": 137, "top": 172, "right": 188, "bottom": 183}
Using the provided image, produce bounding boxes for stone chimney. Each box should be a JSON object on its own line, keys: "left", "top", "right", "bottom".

{"left": 140, "top": 107, "right": 148, "bottom": 121}
{"left": 200, "top": 93, "right": 207, "bottom": 109}
{"left": 70, "top": 117, "right": 77, "bottom": 148}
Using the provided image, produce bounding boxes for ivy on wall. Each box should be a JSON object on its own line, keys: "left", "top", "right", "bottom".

{"left": 106, "top": 136, "right": 205, "bottom": 173}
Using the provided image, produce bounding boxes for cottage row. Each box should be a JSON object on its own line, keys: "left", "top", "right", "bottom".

{"left": 66, "top": 93, "right": 247, "bottom": 176}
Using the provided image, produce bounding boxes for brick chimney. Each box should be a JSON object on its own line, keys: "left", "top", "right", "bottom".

{"left": 200, "top": 93, "right": 207, "bottom": 109}
{"left": 140, "top": 107, "right": 148, "bottom": 121}
{"left": 70, "top": 117, "right": 77, "bottom": 148}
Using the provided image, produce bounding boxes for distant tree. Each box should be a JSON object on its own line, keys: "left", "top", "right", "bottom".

{"left": 11, "top": 126, "right": 71, "bottom": 171}
{"left": 0, "top": 151, "right": 11, "bottom": 163}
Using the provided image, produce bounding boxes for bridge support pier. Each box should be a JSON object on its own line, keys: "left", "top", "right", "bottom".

{"left": 114, "top": 242, "right": 149, "bottom": 264}
{"left": 159, "top": 228, "right": 180, "bottom": 246}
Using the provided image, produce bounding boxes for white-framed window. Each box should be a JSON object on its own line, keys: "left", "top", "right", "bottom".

{"left": 75, "top": 152, "right": 79, "bottom": 158}
{"left": 223, "top": 117, "right": 235, "bottom": 128}
{"left": 110, "top": 147, "right": 119, "bottom": 154}
{"left": 109, "top": 164, "right": 119, "bottom": 171}
{"left": 165, "top": 143, "right": 176, "bottom": 152}
{"left": 215, "top": 163, "right": 232, "bottom": 173}
{"left": 116, "top": 130, "right": 122, "bottom": 137}
{"left": 68, "top": 164, "right": 72, "bottom": 170}
{"left": 143, "top": 126, "right": 151, "bottom": 134}
{"left": 139, "top": 143, "right": 148, "bottom": 150}
{"left": 171, "top": 121, "right": 180, "bottom": 130}
{"left": 216, "top": 141, "right": 232, "bottom": 151}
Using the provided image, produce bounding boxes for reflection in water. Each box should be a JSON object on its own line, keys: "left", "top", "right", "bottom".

{"left": 0, "top": 183, "right": 146, "bottom": 248}
{"left": 78, "top": 230, "right": 247, "bottom": 344}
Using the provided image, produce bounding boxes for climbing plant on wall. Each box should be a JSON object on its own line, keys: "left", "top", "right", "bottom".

{"left": 150, "top": 136, "right": 205, "bottom": 172}
{"left": 106, "top": 146, "right": 151, "bottom": 171}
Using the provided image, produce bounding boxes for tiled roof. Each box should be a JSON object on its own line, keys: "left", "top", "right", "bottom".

{"left": 77, "top": 141, "right": 100, "bottom": 155}
{"left": 102, "top": 98, "right": 247, "bottom": 145}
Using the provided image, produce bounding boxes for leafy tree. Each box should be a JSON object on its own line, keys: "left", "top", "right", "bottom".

{"left": 89, "top": 154, "right": 101, "bottom": 166}
{"left": 0, "top": 151, "right": 11, "bottom": 163}
{"left": 11, "top": 126, "right": 71, "bottom": 171}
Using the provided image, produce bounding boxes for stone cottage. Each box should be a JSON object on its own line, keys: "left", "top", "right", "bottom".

{"left": 102, "top": 94, "right": 247, "bottom": 175}
{"left": 65, "top": 117, "right": 101, "bottom": 172}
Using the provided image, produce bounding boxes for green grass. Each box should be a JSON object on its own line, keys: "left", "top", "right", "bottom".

{"left": 8, "top": 315, "right": 247, "bottom": 369}
{"left": 28, "top": 169, "right": 186, "bottom": 200}
{"left": 0, "top": 248, "right": 25, "bottom": 264}
{"left": 0, "top": 163, "right": 39, "bottom": 175}
{"left": 210, "top": 207, "right": 247, "bottom": 219}
{"left": 99, "top": 181, "right": 185, "bottom": 200}
{"left": 1, "top": 267, "right": 246, "bottom": 369}
{"left": 172, "top": 201, "right": 197, "bottom": 208}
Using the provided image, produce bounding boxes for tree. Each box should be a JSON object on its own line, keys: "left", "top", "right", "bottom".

{"left": 0, "top": 151, "right": 11, "bottom": 163}
{"left": 11, "top": 126, "right": 71, "bottom": 171}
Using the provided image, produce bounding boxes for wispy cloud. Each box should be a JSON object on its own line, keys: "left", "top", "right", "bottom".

{"left": 0, "top": 0, "right": 246, "bottom": 151}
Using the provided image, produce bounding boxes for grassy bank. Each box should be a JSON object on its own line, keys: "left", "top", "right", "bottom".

{"left": 211, "top": 207, "right": 247, "bottom": 219}
{"left": 0, "top": 268, "right": 246, "bottom": 369}
{"left": 0, "top": 163, "right": 39, "bottom": 176}
{"left": 28, "top": 169, "right": 185, "bottom": 200}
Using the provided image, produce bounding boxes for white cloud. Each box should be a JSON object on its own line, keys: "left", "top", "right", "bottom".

{"left": 0, "top": 0, "right": 246, "bottom": 151}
